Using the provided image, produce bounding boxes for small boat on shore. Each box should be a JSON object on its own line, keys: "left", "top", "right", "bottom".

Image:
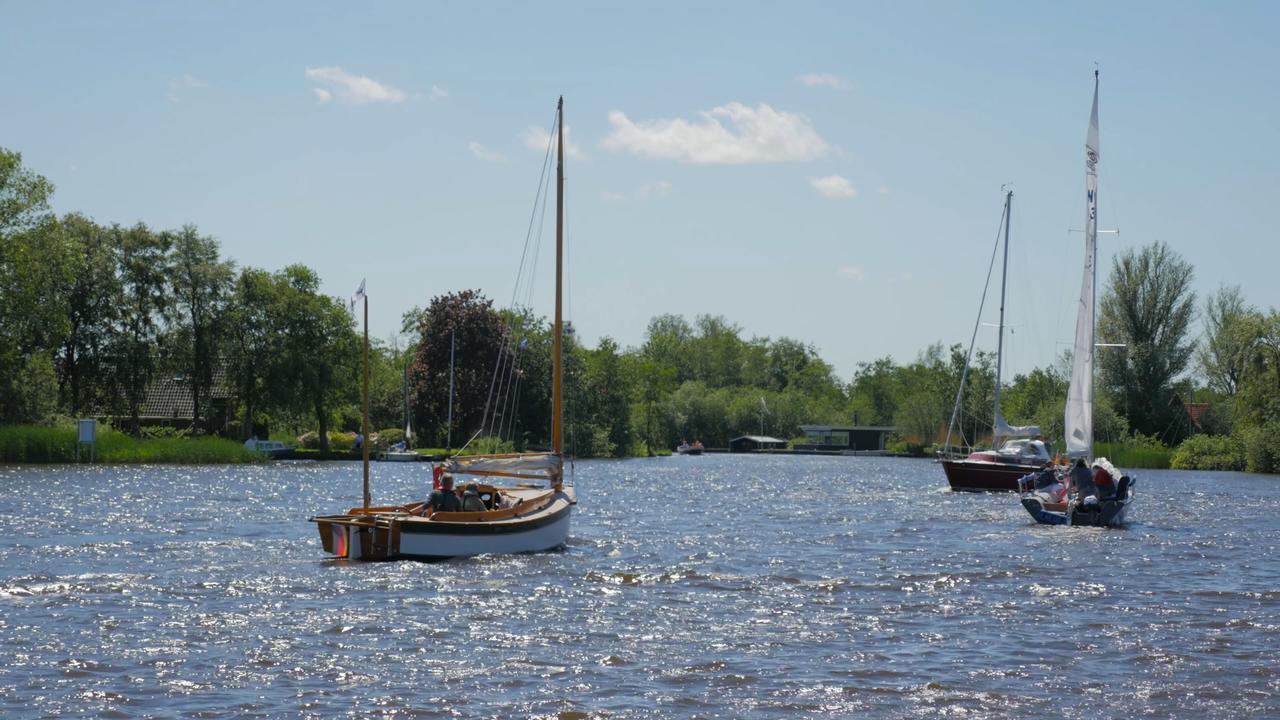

{"left": 1018, "top": 71, "right": 1134, "bottom": 528}
{"left": 310, "top": 97, "right": 577, "bottom": 559}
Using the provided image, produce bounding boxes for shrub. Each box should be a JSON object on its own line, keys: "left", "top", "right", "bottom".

{"left": 296, "top": 431, "right": 357, "bottom": 451}
{"left": 1095, "top": 436, "right": 1172, "bottom": 469}
{"left": 373, "top": 428, "right": 404, "bottom": 450}
{"left": 1242, "top": 422, "right": 1280, "bottom": 474}
{"left": 1171, "top": 434, "right": 1246, "bottom": 471}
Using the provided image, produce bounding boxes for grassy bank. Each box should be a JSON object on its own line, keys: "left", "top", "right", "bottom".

{"left": 1095, "top": 440, "right": 1172, "bottom": 469}
{"left": 0, "top": 425, "right": 265, "bottom": 464}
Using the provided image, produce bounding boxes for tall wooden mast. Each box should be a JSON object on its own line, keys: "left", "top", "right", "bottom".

{"left": 551, "top": 96, "right": 564, "bottom": 469}
{"left": 362, "top": 293, "right": 370, "bottom": 508}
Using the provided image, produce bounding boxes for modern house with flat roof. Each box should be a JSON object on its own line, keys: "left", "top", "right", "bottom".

{"left": 795, "top": 425, "right": 895, "bottom": 453}
{"left": 728, "top": 435, "right": 789, "bottom": 453}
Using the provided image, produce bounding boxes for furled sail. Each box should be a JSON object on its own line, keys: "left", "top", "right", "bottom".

{"left": 1065, "top": 73, "right": 1100, "bottom": 459}
{"left": 445, "top": 453, "right": 563, "bottom": 480}
{"left": 994, "top": 411, "right": 1041, "bottom": 440}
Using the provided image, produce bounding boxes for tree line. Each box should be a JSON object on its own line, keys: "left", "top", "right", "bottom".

{"left": 5, "top": 146, "right": 1280, "bottom": 467}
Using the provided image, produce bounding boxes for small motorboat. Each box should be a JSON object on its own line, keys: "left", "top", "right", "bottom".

{"left": 1018, "top": 457, "right": 1135, "bottom": 527}
{"left": 675, "top": 440, "right": 704, "bottom": 456}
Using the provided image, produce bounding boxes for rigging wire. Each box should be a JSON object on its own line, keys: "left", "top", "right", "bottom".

{"left": 943, "top": 194, "right": 1010, "bottom": 455}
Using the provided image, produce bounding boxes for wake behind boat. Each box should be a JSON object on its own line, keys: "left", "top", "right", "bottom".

{"left": 1018, "top": 70, "right": 1134, "bottom": 527}
{"left": 310, "top": 96, "right": 577, "bottom": 559}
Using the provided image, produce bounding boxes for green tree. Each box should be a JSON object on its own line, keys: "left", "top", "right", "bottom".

{"left": 1097, "top": 241, "right": 1197, "bottom": 443}
{"left": 1198, "top": 284, "right": 1258, "bottom": 399}
{"left": 226, "top": 268, "right": 277, "bottom": 438}
{"left": 169, "top": 225, "right": 234, "bottom": 432}
{"left": 56, "top": 214, "right": 122, "bottom": 416}
{"left": 274, "top": 265, "right": 358, "bottom": 452}
{"left": 108, "top": 224, "right": 173, "bottom": 434}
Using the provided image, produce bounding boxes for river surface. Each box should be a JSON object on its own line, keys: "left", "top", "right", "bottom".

{"left": 1, "top": 455, "right": 1277, "bottom": 718}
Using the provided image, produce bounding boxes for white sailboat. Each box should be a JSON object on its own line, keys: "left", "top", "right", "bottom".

{"left": 310, "top": 97, "right": 576, "bottom": 559}
{"left": 1020, "top": 71, "right": 1135, "bottom": 527}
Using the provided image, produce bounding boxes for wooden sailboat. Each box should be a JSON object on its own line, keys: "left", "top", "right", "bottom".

{"left": 1020, "top": 71, "right": 1135, "bottom": 527}
{"left": 939, "top": 190, "right": 1050, "bottom": 491}
{"left": 310, "top": 97, "right": 577, "bottom": 559}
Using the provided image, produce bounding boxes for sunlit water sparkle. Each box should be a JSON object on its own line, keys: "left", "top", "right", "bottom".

{"left": 1, "top": 455, "right": 1277, "bottom": 718}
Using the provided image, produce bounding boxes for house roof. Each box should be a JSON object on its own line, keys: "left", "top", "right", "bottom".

{"left": 730, "top": 435, "right": 788, "bottom": 443}
{"left": 801, "top": 425, "right": 896, "bottom": 432}
{"left": 139, "top": 366, "right": 233, "bottom": 420}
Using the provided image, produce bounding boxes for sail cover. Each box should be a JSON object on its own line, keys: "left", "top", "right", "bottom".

{"left": 1065, "top": 74, "right": 1100, "bottom": 459}
{"left": 445, "top": 453, "right": 562, "bottom": 479}
{"left": 994, "top": 411, "right": 1041, "bottom": 440}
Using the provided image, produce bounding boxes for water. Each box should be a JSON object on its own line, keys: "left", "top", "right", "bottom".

{"left": 1, "top": 455, "right": 1277, "bottom": 718}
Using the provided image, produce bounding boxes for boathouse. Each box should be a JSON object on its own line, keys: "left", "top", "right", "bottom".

{"left": 728, "top": 435, "right": 789, "bottom": 453}
{"left": 795, "top": 425, "right": 895, "bottom": 452}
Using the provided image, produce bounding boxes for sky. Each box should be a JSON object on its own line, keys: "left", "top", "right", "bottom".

{"left": 3, "top": 1, "right": 1278, "bottom": 382}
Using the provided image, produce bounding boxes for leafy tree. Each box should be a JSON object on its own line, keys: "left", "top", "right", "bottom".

{"left": 632, "top": 360, "right": 676, "bottom": 453}
{"left": 108, "top": 224, "right": 173, "bottom": 434}
{"left": 226, "top": 268, "right": 277, "bottom": 438}
{"left": 56, "top": 214, "right": 122, "bottom": 416}
{"left": 408, "top": 290, "right": 512, "bottom": 448}
{"left": 0, "top": 147, "right": 53, "bottom": 240}
{"left": 1097, "top": 241, "right": 1197, "bottom": 444}
{"left": 274, "top": 265, "right": 358, "bottom": 452}
{"left": 1198, "top": 284, "right": 1258, "bottom": 398}
{"left": 169, "top": 225, "right": 234, "bottom": 432}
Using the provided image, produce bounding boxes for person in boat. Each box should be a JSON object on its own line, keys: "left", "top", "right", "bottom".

{"left": 1067, "top": 458, "right": 1096, "bottom": 500}
{"left": 461, "top": 483, "right": 487, "bottom": 512}
{"left": 428, "top": 474, "right": 462, "bottom": 514}
{"left": 1091, "top": 458, "right": 1119, "bottom": 499}
{"left": 1030, "top": 467, "right": 1066, "bottom": 504}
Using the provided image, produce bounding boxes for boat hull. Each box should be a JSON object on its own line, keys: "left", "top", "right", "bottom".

{"left": 941, "top": 458, "right": 1045, "bottom": 492}
{"left": 1019, "top": 474, "right": 1135, "bottom": 527}
{"left": 312, "top": 489, "right": 573, "bottom": 561}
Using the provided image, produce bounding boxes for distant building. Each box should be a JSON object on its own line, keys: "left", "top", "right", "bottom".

{"left": 795, "top": 425, "right": 895, "bottom": 452}
{"left": 728, "top": 435, "right": 789, "bottom": 453}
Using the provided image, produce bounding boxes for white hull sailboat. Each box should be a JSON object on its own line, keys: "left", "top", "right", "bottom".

{"left": 1020, "top": 71, "right": 1135, "bottom": 527}
{"left": 311, "top": 97, "right": 577, "bottom": 559}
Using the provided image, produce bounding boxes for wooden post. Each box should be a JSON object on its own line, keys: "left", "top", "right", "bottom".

{"left": 362, "top": 295, "right": 371, "bottom": 509}
{"left": 552, "top": 96, "right": 564, "bottom": 467}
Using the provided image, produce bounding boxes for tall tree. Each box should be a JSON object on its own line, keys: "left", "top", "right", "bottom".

{"left": 57, "top": 214, "right": 122, "bottom": 415}
{"left": 1197, "top": 284, "right": 1258, "bottom": 398}
{"left": 1097, "top": 241, "right": 1197, "bottom": 442}
{"left": 408, "top": 290, "right": 511, "bottom": 448}
{"left": 109, "top": 224, "right": 173, "bottom": 434}
{"left": 272, "top": 265, "right": 358, "bottom": 452}
{"left": 226, "top": 267, "right": 277, "bottom": 439}
{"left": 169, "top": 225, "right": 234, "bottom": 432}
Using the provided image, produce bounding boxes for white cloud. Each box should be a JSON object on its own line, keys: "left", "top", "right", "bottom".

{"left": 430, "top": 84, "right": 449, "bottom": 101}
{"left": 601, "top": 180, "right": 672, "bottom": 202}
{"left": 521, "top": 125, "right": 585, "bottom": 160}
{"left": 795, "top": 73, "right": 848, "bottom": 90}
{"left": 468, "top": 141, "right": 505, "bottom": 162}
{"left": 810, "top": 175, "right": 857, "bottom": 198}
{"left": 304, "top": 66, "right": 406, "bottom": 105}
{"left": 602, "top": 102, "right": 829, "bottom": 164}
{"left": 876, "top": 186, "right": 890, "bottom": 194}
{"left": 838, "top": 265, "right": 866, "bottom": 282}
{"left": 167, "top": 73, "right": 208, "bottom": 102}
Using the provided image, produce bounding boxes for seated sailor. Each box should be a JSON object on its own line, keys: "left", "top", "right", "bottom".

{"left": 429, "top": 475, "right": 462, "bottom": 513}
{"left": 461, "top": 483, "right": 487, "bottom": 512}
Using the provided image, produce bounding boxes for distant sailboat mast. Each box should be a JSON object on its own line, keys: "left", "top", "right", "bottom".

{"left": 1065, "top": 70, "right": 1101, "bottom": 459}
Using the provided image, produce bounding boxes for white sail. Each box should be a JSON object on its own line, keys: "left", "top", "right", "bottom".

{"left": 1065, "top": 73, "right": 1100, "bottom": 459}
{"left": 994, "top": 412, "right": 1041, "bottom": 440}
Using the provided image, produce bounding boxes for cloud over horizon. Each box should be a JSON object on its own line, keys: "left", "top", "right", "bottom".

{"left": 794, "top": 73, "right": 848, "bottom": 90}
{"left": 521, "top": 125, "right": 585, "bottom": 160}
{"left": 602, "top": 102, "right": 830, "bottom": 164}
{"left": 468, "top": 141, "right": 505, "bottom": 161}
{"left": 810, "top": 175, "right": 857, "bottom": 198}
{"left": 305, "top": 66, "right": 406, "bottom": 105}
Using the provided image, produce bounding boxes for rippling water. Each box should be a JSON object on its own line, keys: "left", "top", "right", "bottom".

{"left": 1, "top": 455, "right": 1278, "bottom": 718}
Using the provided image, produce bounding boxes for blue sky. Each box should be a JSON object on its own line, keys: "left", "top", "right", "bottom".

{"left": 3, "top": 2, "right": 1277, "bottom": 381}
